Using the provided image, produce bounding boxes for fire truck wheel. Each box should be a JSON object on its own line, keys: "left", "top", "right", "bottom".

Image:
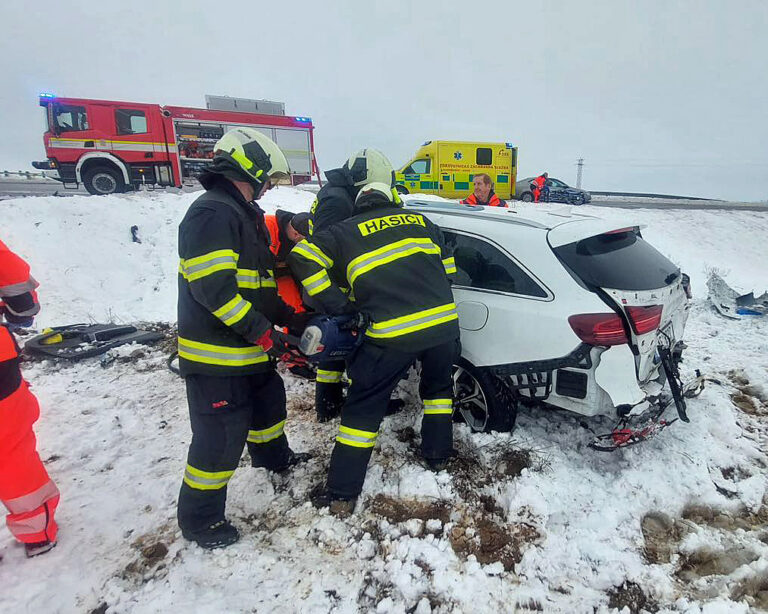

{"left": 83, "top": 165, "right": 127, "bottom": 196}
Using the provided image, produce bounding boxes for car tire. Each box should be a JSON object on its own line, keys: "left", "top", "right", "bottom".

{"left": 395, "top": 185, "right": 409, "bottom": 195}
{"left": 83, "top": 165, "right": 127, "bottom": 195}
{"left": 570, "top": 194, "right": 585, "bottom": 206}
{"left": 453, "top": 358, "right": 517, "bottom": 433}
{"left": 520, "top": 192, "right": 533, "bottom": 202}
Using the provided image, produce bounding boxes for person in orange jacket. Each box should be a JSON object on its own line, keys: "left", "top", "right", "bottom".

{"left": 264, "top": 210, "right": 311, "bottom": 314}
{"left": 461, "top": 174, "right": 507, "bottom": 207}
{"left": 531, "top": 172, "right": 548, "bottom": 203}
{"left": 0, "top": 239, "right": 60, "bottom": 557}
{"left": 264, "top": 211, "right": 314, "bottom": 378}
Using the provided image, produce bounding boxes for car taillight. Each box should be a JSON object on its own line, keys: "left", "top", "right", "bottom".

{"left": 682, "top": 273, "right": 692, "bottom": 299}
{"left": 626, "top": 305, "right": 663, "bottom": 335}
{"left": 568, "top": 313, "right": 628, "bottom": 346}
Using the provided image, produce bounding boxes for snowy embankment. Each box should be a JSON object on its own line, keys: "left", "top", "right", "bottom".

{"left": 1, "top": 189, "right": 767, "bottom": 613}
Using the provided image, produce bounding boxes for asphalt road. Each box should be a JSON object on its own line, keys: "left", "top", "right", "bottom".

{"left": 1, "top": 179, "right": 767, "bottom": 211}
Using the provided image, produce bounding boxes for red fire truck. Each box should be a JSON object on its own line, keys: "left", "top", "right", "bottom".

{"left": 32, "top": 94, "right": 321, "bottom": 195}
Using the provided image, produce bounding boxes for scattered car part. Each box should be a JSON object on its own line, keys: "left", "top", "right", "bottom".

{"left": 24, "top": 324, "right": 164, "bottom": 360}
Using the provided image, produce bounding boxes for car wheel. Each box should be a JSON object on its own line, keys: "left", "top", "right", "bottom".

{"left": 453, "top": 358, "right": 517, "bottom": 433}
{"left": 395, "top": 185, "right": 409, "bottom": 195}
{"left": 520, "top": 192, "right": 533, "bottom": 202}
{"left": 570, "top": 194, "right": 585, "bottom": 205}
{"left": 83, "top": 166, "right": 126, "bottom": 195}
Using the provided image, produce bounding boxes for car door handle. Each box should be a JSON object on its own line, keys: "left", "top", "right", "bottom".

{"left": 84, "top": 141, "right": 94, "bottom": 148}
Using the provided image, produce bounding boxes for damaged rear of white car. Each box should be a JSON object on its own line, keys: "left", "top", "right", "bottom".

{"left": 406, "top": 201, "right": 696, "bottom": 451}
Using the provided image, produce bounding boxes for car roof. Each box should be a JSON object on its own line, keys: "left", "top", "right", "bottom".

{"left": 404, "top": 199, "right": 641, "bottom": 245}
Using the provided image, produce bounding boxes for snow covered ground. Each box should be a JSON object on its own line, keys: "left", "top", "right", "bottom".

{"left": 1, "top": 189, "right": 767, "bottom": 613}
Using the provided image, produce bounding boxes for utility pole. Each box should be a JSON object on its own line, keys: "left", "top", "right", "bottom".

{"left": 576, "top": 158, "right": 584, "bottom": 188}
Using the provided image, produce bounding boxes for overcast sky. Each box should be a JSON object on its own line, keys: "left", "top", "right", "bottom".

{"left": 1, "top": 0, "right": 766, "bottom": 200}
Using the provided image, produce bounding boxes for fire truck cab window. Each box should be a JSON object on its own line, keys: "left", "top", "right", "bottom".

{"left": 115, "top": 109, "right": 148, "bottom": 135}
{"left": 53, "top": 105, "right": 89, "bottom": 132}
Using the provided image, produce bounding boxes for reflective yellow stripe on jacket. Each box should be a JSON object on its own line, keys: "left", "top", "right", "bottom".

{"left": 442, "top": 257, "right": 457, "bottom": 276}
{"left": 346, "top": 238, "right": 441, "bottom": 286}
{"left": 366, "top": 303, "right": 458, "bottom": 339}
{"left": 179, "top": 249, "right": 238, "bottom": 282}
{"left": 236, "top": 268, "right": 277, "bottom": 289}
{"left": 178, "top": 337, "right": 269, "bottom": 367}
{"left": 212, "top": 294, "right": 252, "bottom": 326}
{"left": 300, "top": 269, "right": 332, "bottom": 297}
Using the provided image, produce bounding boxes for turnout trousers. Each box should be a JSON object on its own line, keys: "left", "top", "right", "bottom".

{"left": 315, "top": 359, "right": 345, "bottom": 420}
{"left": 327, "top": 338, "right": 459, "bottom": 499}
{"left": 177, "top": 371, "right": 290, "bottom": 533}
{"left": 0, "top": 380, "right": 60, "bottom": 545}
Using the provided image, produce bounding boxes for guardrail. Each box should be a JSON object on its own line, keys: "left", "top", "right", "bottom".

{"left": 589, "top": 191, "right": 713, "bottom": 201}
{"left": 0, "top": 170, "right": 54, "bottom": 180}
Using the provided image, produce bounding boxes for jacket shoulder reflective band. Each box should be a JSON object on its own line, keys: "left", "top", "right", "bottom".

{"left": 292, "top": 240, "right": 334, "bottom": 269}
{"left": 178, "top": 337, "right": 269, "bottom": 367}
{"left": 366, "top": 303, "right": 458, "bottom": 339}
{"left": 179, "top": 249, "right": 238, "bottom": 282}
{"left": 346, "top": 237, "right": 441, "bottom": 287}
{"left": 336, "top": 424, "right": 378, "bottom": 448}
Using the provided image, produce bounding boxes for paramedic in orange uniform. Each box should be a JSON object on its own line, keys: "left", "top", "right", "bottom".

{"left": 0, "top": 239, "right": 59, "bottom": 557}
{"left": 264, "top": 210, "right": 310, "bottom": 313}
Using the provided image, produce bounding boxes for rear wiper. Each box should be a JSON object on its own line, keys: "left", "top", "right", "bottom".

{"left": 665, "top": 272, "right": 679, "bottom": 284}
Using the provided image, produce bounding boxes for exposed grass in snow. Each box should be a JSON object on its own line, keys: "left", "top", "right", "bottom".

{"left": 0, "top": 190, "right": 767, "bottom": 613}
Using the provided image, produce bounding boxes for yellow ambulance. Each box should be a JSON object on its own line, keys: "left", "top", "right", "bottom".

{"left": 394, "top": 141, "right": 518, "bottom": 200}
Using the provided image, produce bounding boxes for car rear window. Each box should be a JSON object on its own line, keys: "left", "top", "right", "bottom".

{"left": 553, "top": 229, "right": 679, "bottom": 291}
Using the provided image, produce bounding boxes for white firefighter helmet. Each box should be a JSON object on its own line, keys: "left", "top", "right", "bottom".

{"left": 355, "top": 181, "right": 395, "bottom": 206}
{"left": 213, "top": 127, "right": 290, "bottom": 187}
{"left": 343, "top": 148, "right": 394, "bottom": 187}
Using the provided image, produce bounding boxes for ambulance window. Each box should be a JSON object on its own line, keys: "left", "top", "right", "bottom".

{"left": 53, "top": 105, "right": 89, "bottom": 132}
{"left": 404, "top": 159, "right": 430, "bottom": 174}
{"left": 476, "top": 148, "right": 492, "bottom": 165}
{"left": 115, "top": 109, "right": 148, "bottom": 135}
{"left": 442, "top": 230, "right": 547, "bottom": 298}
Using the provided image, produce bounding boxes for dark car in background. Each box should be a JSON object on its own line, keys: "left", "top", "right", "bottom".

{"left": 516, "top": 177, "right": 591, "bottom": 205}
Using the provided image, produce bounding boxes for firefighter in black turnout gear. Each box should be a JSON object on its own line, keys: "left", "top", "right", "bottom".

{"left": 307, "top": 149, "right": 398, "bottom": 423}
{"left": 290, "top": 180, "right": 461, "bottom": 512}
{"left": 176, "top": 127, "right": 310, "bottom": 549}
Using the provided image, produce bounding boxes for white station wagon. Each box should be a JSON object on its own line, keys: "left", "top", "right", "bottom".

{"left": 405, "top": 200, "right": 692, "bottom": 449}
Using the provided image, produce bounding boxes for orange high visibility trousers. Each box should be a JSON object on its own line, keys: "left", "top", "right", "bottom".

{"left": 0, "top": 378, "right": 59, "bottom": 544}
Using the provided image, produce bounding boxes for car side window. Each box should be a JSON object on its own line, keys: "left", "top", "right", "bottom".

{"left": 404, "top": 159, "right": 430, "bottom": 174}
{"left": 443, "top": 230, "right": 547, "bottom": 298}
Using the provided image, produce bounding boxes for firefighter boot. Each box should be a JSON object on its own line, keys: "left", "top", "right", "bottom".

{"left": 309, "top": 484, "right": 356, "bottom": 518}
{"left": 424, "top": 449, "right": 459, "bottom": 473}
{"left": 25, "top": 539, "right": 56, "bottom": 558}
{"left": 182, "top": 519, "right": 240, "bottom": 550}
